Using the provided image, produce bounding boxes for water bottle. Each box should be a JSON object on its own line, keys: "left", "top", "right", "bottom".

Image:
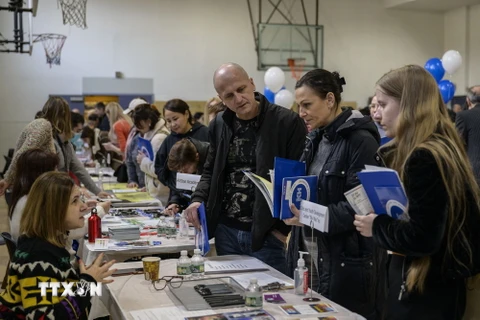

{"left": 176, "top": 250, "right": 192, "bottom": 277}
{"left": 190, "top": 248, "right": 204, "bottom": 278}
{"left": 178, "top": 212, "right": 189, "bottom": 238}
{"left": 88, "top": 207, "right": 102, "bottom": 243}
{"left": 157, "top": 216, "right": 167, "bottom": 237}
{"left": 245, "top": 278, "right": 263, "bottom": 309}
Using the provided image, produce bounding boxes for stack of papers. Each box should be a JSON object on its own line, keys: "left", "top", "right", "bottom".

{"left": 204, "top": 257, "right": 269, "bottom": 274}
{"left": 108, "top": 225, "right": 141, "bottom": 240}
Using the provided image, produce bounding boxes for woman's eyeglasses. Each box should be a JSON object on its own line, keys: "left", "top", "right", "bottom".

{"left": 151, "top": 276, "right": 184, "bottom": 291}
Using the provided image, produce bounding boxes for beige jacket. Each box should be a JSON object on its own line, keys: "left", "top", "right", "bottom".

{"left": 139, "top": 119, "right": 170, "bottom": 205}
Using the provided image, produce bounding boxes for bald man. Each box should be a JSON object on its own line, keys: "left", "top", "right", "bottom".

{"left": 185, "top": 63, "right": 307, "bottom": 274}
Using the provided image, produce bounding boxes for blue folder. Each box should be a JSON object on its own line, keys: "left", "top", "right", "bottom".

{"left": 357, "top": 169, "right": 408, "bottom": 219}
{"left": 137, "top": 137, "right": 154, "bottom": 161}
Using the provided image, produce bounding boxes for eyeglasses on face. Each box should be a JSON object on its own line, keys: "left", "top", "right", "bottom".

{"left": 151, "top": 275, "right": 184, "bottom": 291}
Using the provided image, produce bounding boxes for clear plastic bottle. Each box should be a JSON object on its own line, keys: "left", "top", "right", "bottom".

{"left": 157, "top": 216, "right": 167, "bottom": 237}
{"left": 176, "top": 250, "right": 192, "bottom": 277}
{"left": 178, "top": 212, "right": 189, "bottom": 238}
{"left": 166, "top": 219, "right": 177, "bottom": 237}
{"left": 245, "top": 278, "right": 263, "bottom": 309}
{"left": 190, "top": 248, "right": 205, "bottom": 278}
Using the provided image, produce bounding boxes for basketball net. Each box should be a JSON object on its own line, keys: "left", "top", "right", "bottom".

{"left": 58, "top": 0, "right": 88, "bottom": 29}
{"left": 288, "top": 58, "right": 306, "bottom": 81}
{"left": 34, "top": 34, "right": 67, "bottom": 67}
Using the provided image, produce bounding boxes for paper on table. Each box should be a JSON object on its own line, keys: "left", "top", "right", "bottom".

{"left": 130, "top": 307, "right": 216, "bottom": 320}
{"left": 231, "top": 272, "right": 293, "bottom": 289}
{"left": 344, "top": 184, "right": 374, "bottom": 215}
{"left": 113, "top": 189, "right": 138, "bottom": 194}
{"left": 204, "top": 258, "right": 269, "bottom": 274}
{"left": 102, "top": 182, "right": 129, "bottom": 191}
{"left": 115, "top": 192, "right": 157, "bottom": 202}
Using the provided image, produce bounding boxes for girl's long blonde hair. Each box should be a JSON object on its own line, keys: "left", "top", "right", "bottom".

{"left": 377, "top": 65, "right": 480, "bottom": 293}
{"left": 105, "top": 102, "right": 133, "bottom": 140}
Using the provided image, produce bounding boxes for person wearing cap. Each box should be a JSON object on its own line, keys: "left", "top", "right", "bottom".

{"left": 124, "top": 98, "right": 148, "bottom": 188}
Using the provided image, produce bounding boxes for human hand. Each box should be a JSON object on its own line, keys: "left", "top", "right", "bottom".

{"left": 284, "top": 204, "right": 305, "bottom": 227}
{"left": 0, "top": 180, "right": 10, "bottom": 197}
{"left": 86, "top": 199, "right": 98, "bottom": 208}
{"left": 79, "top": 253, "right": 116, "bottom": 283}
{"left": 97, "top": 191, "right": 112, "bottom": 199}
{"left": 127, "top": 182, "right": 138, "bottom": 188}
{"left": 136, "top": 152, "right": 146, "bottom": 164}
{"left": 99, "top": 201, "right": 112, "bottom": 212}
{"left": 165, "top": 203, "right": 180, "bottom": 216}
{"left": 353, "top": 214, "right": 378, "bottom": 237}
{"left": 139, "top": 187, "right": 146, "bottom": 192}
{"left": 185, "top": 202, "right": 202, "bottom": 229}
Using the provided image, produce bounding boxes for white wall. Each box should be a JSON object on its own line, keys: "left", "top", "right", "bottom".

{"left": 0, "top": 0, "right": 445, "bottom": 165}
{"left": 443, "top": 4, "right": 480, "bottom": 94}
{"left": 467, "top": 4, "right": 480, "bottom": 86}
{"left": 444, "top": 6, "right": 468, "bottom": 94}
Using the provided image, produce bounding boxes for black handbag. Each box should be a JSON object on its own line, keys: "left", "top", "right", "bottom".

{"left": 114, "top": 163, "right": 128, "bottom": 182}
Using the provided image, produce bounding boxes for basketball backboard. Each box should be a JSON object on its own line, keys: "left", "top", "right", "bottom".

{"left": 257, "top": 23, "right": 323, "bottom": 71}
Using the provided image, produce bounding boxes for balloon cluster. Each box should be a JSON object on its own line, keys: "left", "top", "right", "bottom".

{"left": 424, "top": 50, "right": 462, "bottom": 103}
{"left": 263, "top": 67, "right": 295, "bottom": 109}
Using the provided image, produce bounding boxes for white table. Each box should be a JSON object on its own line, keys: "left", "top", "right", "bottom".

{"left": 80, "top": 235, "right": 215, "bottom": 265}
{"left": 100, "top": 256, "right": 365, "bottom": 320}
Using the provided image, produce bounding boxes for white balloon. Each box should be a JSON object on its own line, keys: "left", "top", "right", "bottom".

{"left": 442, "top": 50, "right": 462, "bottom": 75}
{"left": 274, "top": 89, "right": 295, "bottom": 109}
{"left": 264, "top": 67, "right": 285, "bottom": 93}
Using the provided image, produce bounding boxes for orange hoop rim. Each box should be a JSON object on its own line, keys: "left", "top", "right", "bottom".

{"left": 288, "top": 58, "right": 306, "bottom": 81}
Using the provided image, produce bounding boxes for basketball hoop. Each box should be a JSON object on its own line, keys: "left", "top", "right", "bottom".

{"left": 58, "top": 0, "right": 88, "bottom": 29}
{"left": 34, "top": 34, "right": 67, "bottom": 67}
{"left": 288, "top": 58, "right": 306, "bottom": 81}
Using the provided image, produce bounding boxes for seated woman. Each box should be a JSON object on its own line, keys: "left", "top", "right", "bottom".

{"left": 0, "top": 118, "right": 56, "bottom": 197}
{"left": 9, "top": 148, "right": 110, "bottom": 265}
{"left": 165, "top": 138, "right": 209, "bottom": 214}
{"left": 0, "top": 171, "right": 116, "bottom": 319}
{"left": 9, "top": 149, "right": 59, "bottom": 241}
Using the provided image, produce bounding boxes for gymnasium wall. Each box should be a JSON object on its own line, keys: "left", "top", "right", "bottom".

{"left": 443, "top": 4, "right": 480, "bottom": 95}
{"left": 0, "top": 0, "right": 446, "bottom": 165}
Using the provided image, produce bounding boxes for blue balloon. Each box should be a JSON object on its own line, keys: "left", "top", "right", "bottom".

{"left": 424, "top": 58, "right": 445, "bottom": 83}
{"left": 264, "top": 87, "right": 275, "bottom": 103}
{"left": 438, "top": 80, "right": 455, "bottom": 103}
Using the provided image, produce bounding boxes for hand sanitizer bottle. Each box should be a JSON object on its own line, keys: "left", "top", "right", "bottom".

{"left": 245, "top": 278, "right": 263, "bottom": 309}
{"left": 294, "top": 251, "right": 309, "bottom": 295}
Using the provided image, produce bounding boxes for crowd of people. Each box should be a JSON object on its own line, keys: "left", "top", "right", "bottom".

{"left": 0, "top": 62, "right": 479, "bottom": 320}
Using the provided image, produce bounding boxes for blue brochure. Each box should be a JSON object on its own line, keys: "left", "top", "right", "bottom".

{"left": 137, "top": 137, "right": 154, "bottom": 161}
{"left": 272, "top": 157, "right": 306, "bottom": 219}
{"left": 196, "top": 203, "right": 210, "bottom": 255}
{"left": 356, "top": 167, "right": 408, "bottom": 220}
{"left": 380, "top": 136, "right": 392, "bottom": 146}
{"left": 280, "top": 175, "right": 318, "bottom": 219}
